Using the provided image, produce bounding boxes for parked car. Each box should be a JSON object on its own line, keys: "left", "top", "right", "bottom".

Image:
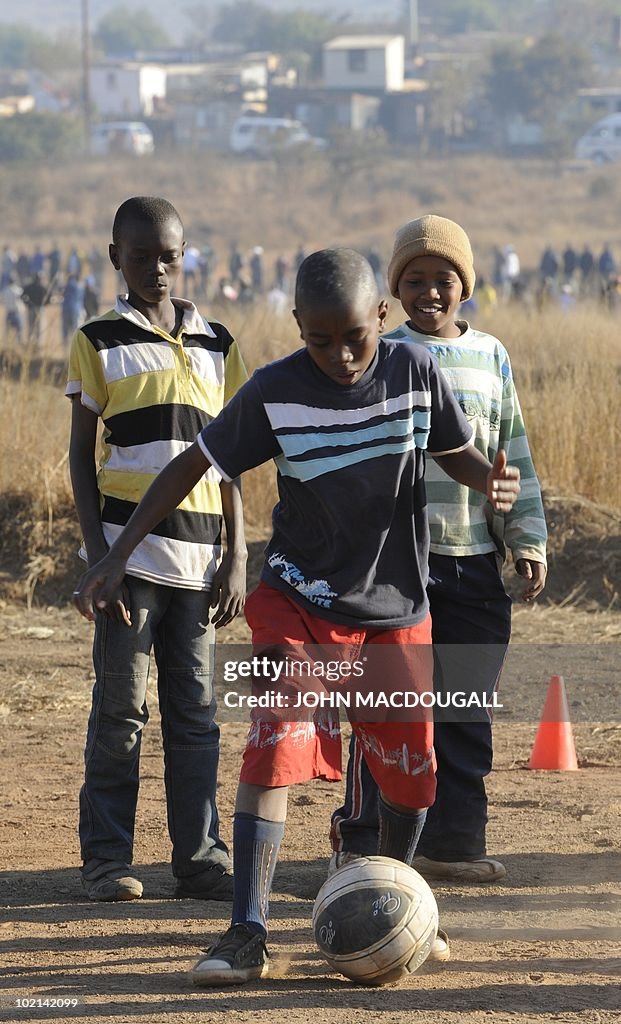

{"left": 229, "top": 115, "right": 325, "bottom": 156}
{"left": 90, "top": 121, "right": 155, "bottom": 156}
{"left": 575, "top": 113, "right": 621, "bottom": 164}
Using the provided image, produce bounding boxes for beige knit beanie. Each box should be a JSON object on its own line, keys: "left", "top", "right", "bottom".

{"left": 387, "top": 215, "right": 475, "bottom": 300}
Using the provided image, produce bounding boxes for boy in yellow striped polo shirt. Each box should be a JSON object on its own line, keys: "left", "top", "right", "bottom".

{"left": 66, "top": 196, "right": 248, "bottom": 902}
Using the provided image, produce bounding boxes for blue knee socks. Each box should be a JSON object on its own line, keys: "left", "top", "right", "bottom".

{"left": 231, "top": 812, "right": 285, "bottom": 937}
{"left": 377, "top": 797, "right": 427, "bottom": 865}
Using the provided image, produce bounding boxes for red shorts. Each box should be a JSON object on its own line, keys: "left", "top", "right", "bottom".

{"left": 239, "top": 583, "right": 436, "bottom": 810}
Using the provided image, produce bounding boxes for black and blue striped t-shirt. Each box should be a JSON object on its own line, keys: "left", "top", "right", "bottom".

{"left": 198, "top": 338, "right": 473, "bottom": 628}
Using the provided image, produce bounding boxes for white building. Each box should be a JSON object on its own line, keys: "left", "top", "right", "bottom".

{"left": 89, "top": 63, "right": 167, "bottom": 118}
{"left": 323, "top": 36, "right": 404, "bottom": 93}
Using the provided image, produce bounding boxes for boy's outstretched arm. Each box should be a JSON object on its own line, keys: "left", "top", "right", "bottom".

{"left": 433, "top": 447, "right": 520, "bottom": 513}
{"left": 73, "top": 441, "right": 211, "bottom": 621}
{"left": 209, "top": 478, "right": 248, "bottom": 629}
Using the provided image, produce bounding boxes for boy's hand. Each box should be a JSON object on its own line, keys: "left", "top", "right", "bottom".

{"left": 209, "top": 552, "right": 247, "bottom": 629}
{"left": 73, "top": 554, "right": 131, "bottom": 625}
{"left": 487, "top": 449, "right": 520, "bottom": 512}
{"left": 515, "top": 559, "right": 547, "bottom": 603}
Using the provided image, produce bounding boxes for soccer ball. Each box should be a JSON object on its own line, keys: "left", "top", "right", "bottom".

{"left": 312, "top": 855, "right": 438, "bottom": 985}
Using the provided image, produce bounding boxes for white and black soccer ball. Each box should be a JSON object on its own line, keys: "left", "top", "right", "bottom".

{"left": 312, "top": 855, "right": 438, "bottom": 986}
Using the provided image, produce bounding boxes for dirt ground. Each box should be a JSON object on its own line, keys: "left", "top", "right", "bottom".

{"left": 1, "top": 511, "right": 620, "bottom": 1024}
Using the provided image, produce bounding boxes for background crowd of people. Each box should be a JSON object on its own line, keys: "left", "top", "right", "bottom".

{"left": 0, "top": 243, "right": 103, "bottom": 349}
{"left": 2, "top": 236, "right": 621, "bottom": 353}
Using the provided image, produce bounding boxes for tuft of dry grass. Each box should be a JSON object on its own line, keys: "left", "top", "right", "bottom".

{"left": 0, "top": 373, "right": 72, "bottom": 511}
{"left": 484, "top": 304, "right": 621, "bottom": 508}
{"left": 0, "top": 371, "right": 76, "bottom": 604}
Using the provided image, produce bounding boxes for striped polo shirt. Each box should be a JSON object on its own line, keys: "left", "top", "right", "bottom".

{"left": 383, "top": 320, "right": 547, "bottom": 564}
{"left": 66, "top": 296, "right": 247, "bottom": 589}
{"left": 197, "top": 339, "right": 473, "bottom": 628}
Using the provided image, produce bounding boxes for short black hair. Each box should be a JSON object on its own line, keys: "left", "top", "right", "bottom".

{"left": 112, "top": 196, "right": 183, "bottom": 245}
{"left": 295, "top": 248, "right": 378, "bottom": 311}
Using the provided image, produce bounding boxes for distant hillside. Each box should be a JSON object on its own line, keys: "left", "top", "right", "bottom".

{"left": 0, "top": 0, "right": 401, "bottom": 44}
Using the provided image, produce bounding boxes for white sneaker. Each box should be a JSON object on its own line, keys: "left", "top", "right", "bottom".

{"left": 427, "top": 928, "right": 450, "bottom": 962}
{"left": 327, "top": 851, "right": 364, "bottom": 877}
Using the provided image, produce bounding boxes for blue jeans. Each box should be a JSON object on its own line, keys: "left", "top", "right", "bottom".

{"left": 331, "top": 553, "right": 512, "bottom": 862}
{"left": 79, "top": 576, "right": 230, "bottom": 879}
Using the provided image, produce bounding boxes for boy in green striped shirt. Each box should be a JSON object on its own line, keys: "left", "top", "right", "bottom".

{"left": 331, "top": 215, "right": 547, "bottom": 882}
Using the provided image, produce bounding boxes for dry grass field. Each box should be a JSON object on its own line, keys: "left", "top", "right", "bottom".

{"left": 1, "top": 297, "right": 620, "bottom": 605}
{"left": 1, "top": 290, "right": 620, "bottom": 603}
{"left": 2, "top": 150, "right": 621, "bottom": 277}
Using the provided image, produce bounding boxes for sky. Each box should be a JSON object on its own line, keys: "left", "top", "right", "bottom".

{"left": 0, "top": 0, "right": 405, "bottom": 43}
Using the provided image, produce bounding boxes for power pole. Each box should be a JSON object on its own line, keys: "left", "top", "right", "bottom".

{"left": 406, "top": 0, "right": 419, "bottom": 53}
{"left": 81, "top": 0, "right": 91, "bottom": 151}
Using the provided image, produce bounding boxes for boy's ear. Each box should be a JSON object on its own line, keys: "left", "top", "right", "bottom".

{"left": 293, "top": 308, "right": 302, "bottom": 333}
{"left": 109, "top": 243, "right": 120, "bottom": 270}
{"left": 378, "top": 298, "right": 389, "bottom": 326}
{"left": 182, "top": 240, "right": 187, "bottom": 254}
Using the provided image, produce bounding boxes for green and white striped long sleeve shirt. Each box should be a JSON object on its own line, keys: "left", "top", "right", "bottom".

{"left": 383, "top": 320, "right": 547, "bottom": 566}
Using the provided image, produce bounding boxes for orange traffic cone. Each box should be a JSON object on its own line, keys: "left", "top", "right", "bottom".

{"left": 528, "top": 675, "right": 579, "bottom": 771}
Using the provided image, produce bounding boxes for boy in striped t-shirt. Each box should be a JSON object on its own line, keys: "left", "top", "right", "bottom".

{"left": 73, "top": 248, "right": 522, "bottom": 984}
{"left": 331, "top": 215, "right": 547, "bottom": 883}
{"left": 67, "top": 197, "right": 248, "bottom": 903}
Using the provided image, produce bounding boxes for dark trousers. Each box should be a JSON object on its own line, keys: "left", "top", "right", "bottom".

{"left": 80, "top": 577, "right": 230, "bottom": 878}
{"left": 330, "top": 552, "right": 512, "bottom": 861}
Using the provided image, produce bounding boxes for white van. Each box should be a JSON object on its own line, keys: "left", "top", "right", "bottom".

{"left": 230, "top": 115, "right": 322, "bottom": 156}
{"left": 575, "top": 113, "right": 621, "bottom": 164}
{"left": 90, "top": 121, "right": 155, "bottom": 156}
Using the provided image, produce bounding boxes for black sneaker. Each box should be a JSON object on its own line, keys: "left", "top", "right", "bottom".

{"left": 174, "top": 865, "right": 234, "bottom": 901}
{"left": 190, "top": 924, "right": 269, "bottom": 986}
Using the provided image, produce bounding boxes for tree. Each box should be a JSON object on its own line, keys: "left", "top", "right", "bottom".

{"left": 475, "top": 0, "right": 621, "bottom": 45}
{"left": 209, "top": 1, "right": 269, "bottom": 48}
{"left": 538, "top": 0, "right": 621, "bottom": 51}
{"left": 485, "top": 33, "right": 592, "bottom": 146}
{"left": 424, "top": 58, "right": 484, "bottom": 151}
{"left": 0, "top": 24, "right": 79, "bottom": 72}
{"left": 94, "top": 7, "right": 170, "bottom": 57}
{"left": 522, "top": 34, "right": 592, "bottom": 129}
{"left": 443, "top": 0, "right": 498, "bottom": 32}
{"left": 418, "top": 0, "right": 499, "bottom": 34}
{"left": 0, "top": 112, "right": 82, "bottom": 163}
{"left": 485, "top": 45, "right": 532, "bottom": 120}
{"left": 416, "top": 0, "right": 621, "bottom": 40}
{"left": 187, "top": 2, "right": 335, "bottom": 74}
{"left": 0, "top": 24, "right": 40, "bottom": 68}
